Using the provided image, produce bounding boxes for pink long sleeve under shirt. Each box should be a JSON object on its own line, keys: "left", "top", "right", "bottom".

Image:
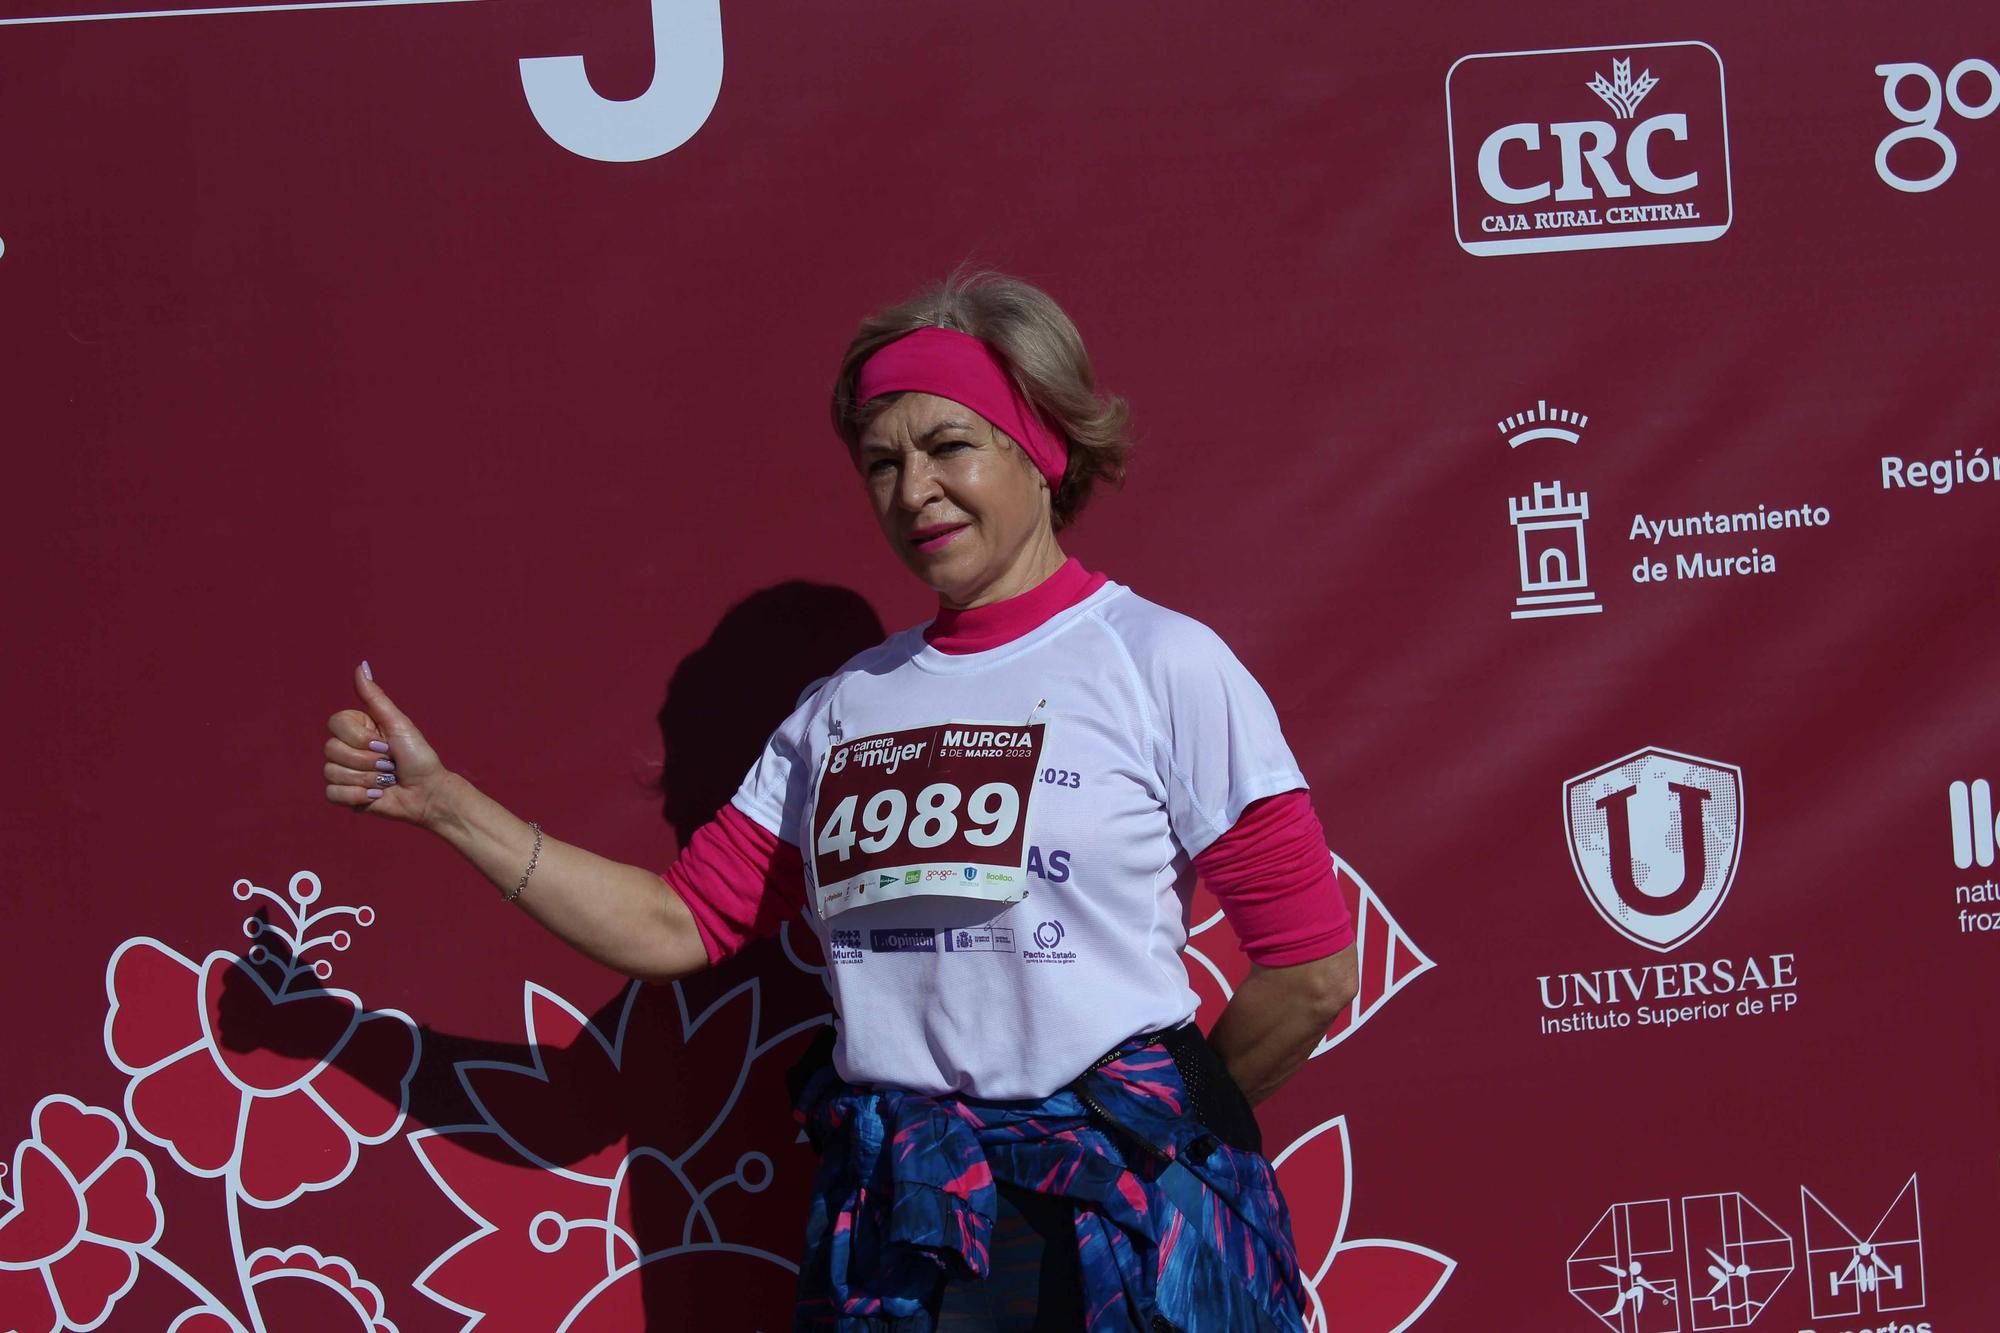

{"left": 663, "top": 559, "right": 1355, "bottom": 969}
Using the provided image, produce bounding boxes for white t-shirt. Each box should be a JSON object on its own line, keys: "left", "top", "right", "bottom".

{"left": 729, "top": 579, "right": 1308, "bottom": 1099}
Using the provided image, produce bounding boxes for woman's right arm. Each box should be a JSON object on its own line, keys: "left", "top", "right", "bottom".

{"left": 323, "top": 662, "right": 710, "bottom": 985}
{"left": 426, "top": 773, "right": 710, "bottom": 983}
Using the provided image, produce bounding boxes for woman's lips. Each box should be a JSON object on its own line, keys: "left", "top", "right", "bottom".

{"left": 911, "top": 524, "right": 967, "bottom": 553}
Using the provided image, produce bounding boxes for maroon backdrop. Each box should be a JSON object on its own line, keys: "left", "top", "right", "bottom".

{"left": 3, "top": 1, "right": 1994, "bottom": 1329}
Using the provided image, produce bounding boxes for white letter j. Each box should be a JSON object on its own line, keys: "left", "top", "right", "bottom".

{"left": 520, "top": 0, "right": 723, "bottom": 163}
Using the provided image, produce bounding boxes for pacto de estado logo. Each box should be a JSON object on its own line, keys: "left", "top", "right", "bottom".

{"left": 1875, "top": 57, "right": 1997, "bottom": 192}
{"left": 1447, "top": 42, "right": 1732, "bottom": 256}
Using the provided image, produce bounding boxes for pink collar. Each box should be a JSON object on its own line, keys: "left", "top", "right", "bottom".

{"left": 925, "top": 558, "right": 1107, "bottom": 654}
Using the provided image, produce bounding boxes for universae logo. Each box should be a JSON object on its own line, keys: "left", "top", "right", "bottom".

{"left": 1447, "top": 41, "right": 1733, "bottom": 256}
{"left": 1564, "top": 747, "right": 1744, "bottom": 952}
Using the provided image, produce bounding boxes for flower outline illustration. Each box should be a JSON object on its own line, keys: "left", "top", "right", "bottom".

{"left": 1187, "top": 853, "right": 1435, "bottom": 1057}
{"left": 410, "top": 975, "right": 819, "bottom": 1328}
{"left": 103, "top": 938, "right": 419, "bottom": 1208}
{"left": 1272, "top": 1116, "right": 1457, "bottom": 1333}
{"left": 0, "top": 1095, "right": 165, "bottom": 1333}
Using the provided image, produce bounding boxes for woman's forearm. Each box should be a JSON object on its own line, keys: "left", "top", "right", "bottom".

{"left": 1205, "top": 946, "right": 1358, "bottom": 1105}
{"left": 425, "top": 772, "right": 710, "bottom": 983}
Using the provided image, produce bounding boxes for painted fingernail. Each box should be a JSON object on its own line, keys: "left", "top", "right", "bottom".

{"left": 365, "top": 789, "right": 382, "bottom": 799}
{"left": 375, "top": 758, "right": 396, "bottom": 771}
{"left": 361, "top": 660, "right": 373, "bottom": 682}
{"left": 368, "top": 741, "right": 390, "bottom": 754}
{"left": 376, "top": 773, "right": 395, "bottom": 785}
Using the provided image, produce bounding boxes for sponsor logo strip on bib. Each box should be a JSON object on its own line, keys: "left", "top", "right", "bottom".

{"left": 811, "top": 721, "right": 1046, "bottom": 919}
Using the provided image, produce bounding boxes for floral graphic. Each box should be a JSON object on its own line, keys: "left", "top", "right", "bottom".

{"left": 104, "top": 874, "right": 418, "bottom": 1209}
{"left": 0, "top": 854, "right": 1445, "bottom": 1331}
{"left": 1186, "top": 853, "right": 1435, "bottom": 1057}
{"left": 38, "top": 870, "right": 415, "bottom": 1333}
{"left": 1273, "top": 1117, "right": 1456, "bottom": 1333}
{"left": 168, "top": 1248, "right": 398, "bottom": 1333}
{"left": 0, "top": 1096, "right": 162, "bottom": 1333}
{"left": 410, "top": 976, "right": 822, "bottom": 1329}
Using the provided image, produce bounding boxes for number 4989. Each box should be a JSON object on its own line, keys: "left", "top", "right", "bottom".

{"left": 816, "top": 781, "right": 1021, "bottom": 863}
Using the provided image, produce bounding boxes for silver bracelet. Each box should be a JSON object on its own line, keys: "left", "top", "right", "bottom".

{"left": 505, "top": 821, "right": 543, "bottom": 903}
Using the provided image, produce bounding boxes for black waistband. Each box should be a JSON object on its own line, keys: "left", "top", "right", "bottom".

{"left": 1147, "top": 1021, "right": 1263, "bottom": 1156}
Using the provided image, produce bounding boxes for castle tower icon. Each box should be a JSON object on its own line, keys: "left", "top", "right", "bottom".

{"left": 1509, "top": 480, "right": 1603, "bottom": 619}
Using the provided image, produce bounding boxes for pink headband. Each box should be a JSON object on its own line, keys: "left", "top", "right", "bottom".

{"left": 852, "top": 326, "right": 1069, "bottom": 485}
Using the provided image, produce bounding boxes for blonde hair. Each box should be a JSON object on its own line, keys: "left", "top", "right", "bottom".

{"left": 830, "top": 268, "right": 1133, "bottom": 532}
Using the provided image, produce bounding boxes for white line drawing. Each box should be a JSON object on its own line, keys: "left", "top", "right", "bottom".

{"left": 1270, "top": 1117, "right": 1456, "bottom": 1333}
{"left": 102, "top": 878, "right": 418, "bottom": 1211}
{"left": 1589, "top": 58, "right": 1660, "bottom": 119}
{"left": 8, "top": 852, "right": 1448, "bottom": 1328}
{"left": 242, "top": 1246, "right": 400, "bottom": 1331}
{"left": 0, "top": 0, "right": 484, "bottom": 28}
{"left": 1802, "top": 1175, "right": 1926, "bottom": 1317}
{"left": 1187, "top": 853, "right": 1434, "bottom": 1059}
{"left": 1569, "top": 1199, "right": 1682, "bottom": 1332}
{"left": 409, "top": 972, "right": 811, "bottom": 1324}
{"left": 1680, "top": 1191, "right": 1794, "bottom": 1328}
{"left": 86, "top": 871, "right": 417, "bottom": 1332}
{"left": 1497, "top": 399, "right": 1590, "bottom": 447}
{"left": 0, "top": 1095, "right": 167, "bottom": 1333}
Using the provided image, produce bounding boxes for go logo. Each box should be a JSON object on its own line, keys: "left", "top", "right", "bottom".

{"left": 1875, "top": 58, "right": 1999, "bottom": 191}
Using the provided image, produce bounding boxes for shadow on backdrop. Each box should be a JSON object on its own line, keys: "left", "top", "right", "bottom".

{"left": 220, "top": 581, "right": 886, "bottom": 1326}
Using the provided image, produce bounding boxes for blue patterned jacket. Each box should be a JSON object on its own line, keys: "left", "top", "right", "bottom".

{"left": 790, "top": 1027, "right": 1310, "bottom": 1332}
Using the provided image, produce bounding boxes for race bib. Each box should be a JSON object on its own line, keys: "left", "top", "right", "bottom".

{"left": 809, "top": 721, "right": 1047, "bottom": 919}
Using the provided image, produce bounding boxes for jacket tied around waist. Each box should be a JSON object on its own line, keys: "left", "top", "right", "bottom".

{"left": 787, "top": 1023, "right": 1310, "bottom": 1332}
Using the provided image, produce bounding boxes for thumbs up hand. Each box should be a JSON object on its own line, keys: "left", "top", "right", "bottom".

{"left": 323, "top": 661, "right": 454, "bottom": 829}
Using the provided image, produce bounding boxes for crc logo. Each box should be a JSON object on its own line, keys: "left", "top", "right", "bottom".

{"left": 1564, "top": 747, "right": 1744, "bottom": 952}
{"left": 1875, "top": 59, "right": 1997, "bottom": 191}
{"left": 1948, "top": 778, "right": 1998, "bottom": 868}
{"left": 1447, "top": 41, "right": 1732, "bottom": 255}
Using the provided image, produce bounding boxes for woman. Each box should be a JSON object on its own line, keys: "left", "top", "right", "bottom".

{"left": 322, "top": 271, "right": 1359, "bottom": 1331}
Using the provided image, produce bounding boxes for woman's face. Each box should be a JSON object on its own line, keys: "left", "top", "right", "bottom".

{"left": 855, "top": 391, "right": 1056, "bottom": 608}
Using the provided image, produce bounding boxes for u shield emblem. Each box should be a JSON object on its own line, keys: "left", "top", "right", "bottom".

{"left": 1564, "top": 747, "right": 1744, "bottom": 952}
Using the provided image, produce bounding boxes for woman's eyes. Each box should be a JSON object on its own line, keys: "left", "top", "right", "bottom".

{"left": 866, "top": 441, "right": 971, "bottom": 472}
